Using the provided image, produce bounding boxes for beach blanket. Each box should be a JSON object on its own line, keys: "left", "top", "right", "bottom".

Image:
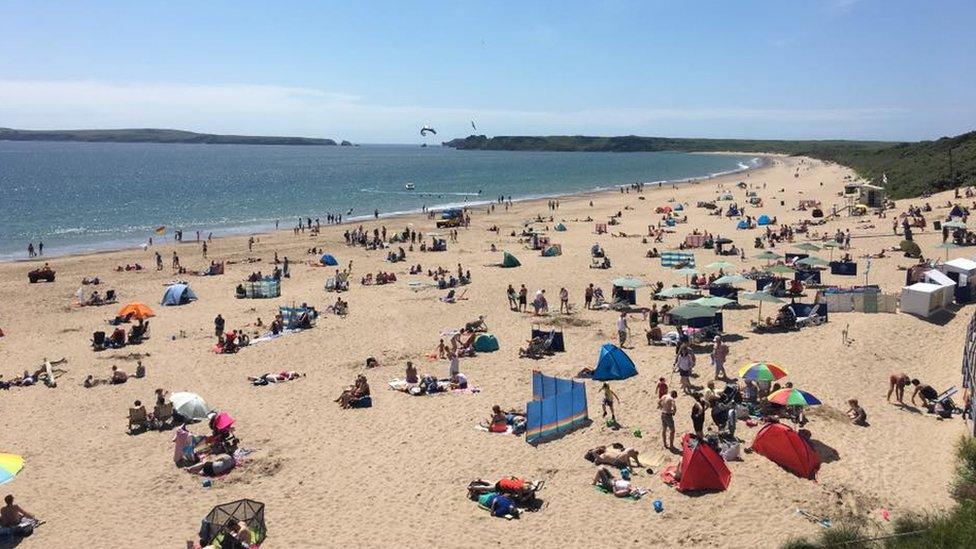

{"left": 595, "top": 484, "right": 648, "bottom": 500}
{"left": 250, "top": 328, "right": 304, "bottom": 345}
{"left": 661, "top": 251, "right": 695, "bottom": 268}
{"left": 389, "top": 379, "right": 479, "bottom": 395}
{"left": 475, "top": 424, "right": 516, "bottom": 435}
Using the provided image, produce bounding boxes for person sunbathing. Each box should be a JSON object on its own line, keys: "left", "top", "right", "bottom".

{"left": 846, "top": 399, "right": 868, "bottom": 426}
{"left": 589, "top": 444, "right": 643, "bottom": 468}
{"left": 592, "top": 467, "right": 636, "bottom": 497}
{"left": 0, "top": 495, "right": 37, "bottom": 529}
{"left": 518, "top": 336, "right": 545, "bottom": 359}
{"left": 110, "top": 366, "right": 129, "bottom": 384}
{"left": 185, "top": 453, "right": 235, "bottom": 476}
{"left": 336, "top": 375, "right": 370, "bottom": 408}
{"left": 405, "top": 361, "right": 418, "bottom": 384}
{"left": 486, "top": 405, "right": 509, "bottom": 433}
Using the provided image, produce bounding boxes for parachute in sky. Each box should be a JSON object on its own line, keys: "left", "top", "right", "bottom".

{"left": 420, "top": 125, "right": 437, "bottom": 136}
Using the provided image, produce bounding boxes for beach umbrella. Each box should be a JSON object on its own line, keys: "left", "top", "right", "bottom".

{"left": 705, "top": 261, "right": 736, "bottom": 271}
{"left": 669, "top": 303, "right": 717, "bottom": 321}
{"left": 740, "top": 290, "right": 785, "bottom": 321}
{"left": 738, "top": 362, "right": 788, "bottom": 382}
{"left": 657, "top": 286, "right": 699, "bottom": 298}
{"left": 612, "top": 277, "right": 647, "bottom": 289}
{"left": 691, "top": 296, "right": 736, "bottom": 308}
{"left": 754, "top": 251, "right": 783, "bottom": 265}
{"left": 767, "top": 264, "right": 795, "bottom": 276}
{"left": 0, "top": 453, "right": 24, "bottom": 485}
{"left": 943, "top": 220, "right": 967, "bottom": 229}
{"left": 170, "top": 392, "right": 210, "bottom": 421}
{"left": 934, "top": 241, "right": 961, "bottom": 261}
{"left": 793, "top": 242, "right": 822, "bottom": 252}
{"left": 713, "top": 274, "right": 750, "bottom": 286}
{"left": 821, "top": 240, "right": 840, "bottom": 260}
{"left": 768, "top": 388, "right": 822, "bottom": 407}
{"left": 795, "top": 256, "right": 829, "bottom": 267}
{"left": 117, "top": 302, "right": 155, "bottom": 320}
{"left": 673, "top": 267, "right": 698, "bottom": 284}
{"left": 213, "top": 411, "right": 236, "bottom": 431}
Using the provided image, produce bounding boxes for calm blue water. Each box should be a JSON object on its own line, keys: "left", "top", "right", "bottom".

{"left": 0, "top": 141, "right": 758, "bottom": 260}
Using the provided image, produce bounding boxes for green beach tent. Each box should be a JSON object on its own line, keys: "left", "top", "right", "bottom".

{"left": 474, "top": 334, "right": 500, "bottom": 352}
{"left": 502, "top": 252, "right": 522, "bottom": 268}
{"left": 554, "top": 223, "right": 567, "bottom": 232}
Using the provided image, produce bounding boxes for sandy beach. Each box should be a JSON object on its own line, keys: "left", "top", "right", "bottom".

{"left": 0, "top": 155, "right": 970, "bottom": 548}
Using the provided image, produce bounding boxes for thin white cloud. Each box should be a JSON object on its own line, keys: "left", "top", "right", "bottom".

{"left": 0, "top": 79, "right": 910, "bottom": 142}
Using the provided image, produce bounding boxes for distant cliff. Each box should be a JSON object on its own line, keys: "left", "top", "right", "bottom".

{"left": 443, "top": 133, "right": 976, "bottom": 199}
{"left": 0, "top": 127, "right": 337, "bottom": 146}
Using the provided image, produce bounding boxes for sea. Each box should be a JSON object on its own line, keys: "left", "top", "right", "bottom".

{"left": 0, "top": 141, "right": 762, "bottom": 260}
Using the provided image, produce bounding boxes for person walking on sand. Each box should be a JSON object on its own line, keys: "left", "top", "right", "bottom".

{"left": 202, "top": 241, "right": 208, "bottom": 258}
{"left": 584, "top": 283, "right": 594, "bottom": 309}
{"left": 601, "top": 382, "right": 620, "bottom": 423}
{"left": 711, "top": 336, "right": 729, "bottom": 380}
{"left": 616, "top": 312, "right": 630, "bottom": 348}
{"left": 887, "top": 372, "right": 911, "bottom": 404}
{"left": 675, "top": 344, "right": 696, "bottom": 393}
{"left": 155, "top": 251, "right": 163, "bottom": 270}
{"left": 559, "top": 287, "right": 569, "bottom": 313}
{"left": 214, "top": 314, "right": 225, "bottom": 338}
{"left": 659, "top": 390, "right": 677, "bottom": 450}
{"left": 690, "top": 393, "right": 706, "bottom": 438}
{"left": 518, "top": 284, "right": 528, "bottom": 313}
{"left": 506, "top": 284, "right": 518, "bottom": 310}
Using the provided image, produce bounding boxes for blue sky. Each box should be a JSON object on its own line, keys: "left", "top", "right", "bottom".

{"left": 0, "top": 0, "right": 973, "bottom": 142}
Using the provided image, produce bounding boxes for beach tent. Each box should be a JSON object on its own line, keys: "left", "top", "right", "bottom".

{"left": 200, "top": 499, "right": 267, "bottom": 548}
{"left": 473, "top": 334, "right": 499, "bottom": 352}
{"left": 525, "top": 371, "right": 589, "bottom": 445}
{"left": 942, "top": 258, "right": 976, "bottom": 303}
{"left": 117, "top": 302, "right": 155, "bottom": 320}
{"left": 673, "top": 434, "right": 731, "bottom": 492}
{"left": 736, "top": 220, "right": 749, "bottom": 230}
{"left": 900, "top": 240, "right": 921, "bottom": 258}
{"left": 674, "top": 203, "right": 684, "bottom": 211}
{"left": 757, "top": 214, "right": 772, "bottom": 226}
{"left": 751, "top": 422, "right": 820, "bottom": 480}
{"left": 161, "top": 283, "right": 197, "bottom": 306}
{"left": 501, "top": 252, "right": 521, "bottom": 268}
{"left": 592, "top": 343, "right": 638, "bottom": 381}
{"left": 950, "top": 204, "right": 965, "bottom": 218}
{"left": 542, "top": 245, "right": 562, "bottom": 257}
{"left": 320, "top": 253, "right": 339, "bottom": 266}
{"left": 554, "top": 223, "right": 567, "bottom": 232}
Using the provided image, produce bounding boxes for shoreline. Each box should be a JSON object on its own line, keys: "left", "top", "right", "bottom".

{"left": 3, "top": 153, "right": 772, "bottom": 264}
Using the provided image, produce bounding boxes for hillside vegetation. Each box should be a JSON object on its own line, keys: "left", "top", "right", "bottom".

{"left": 0, "top": 127, "right": 336, "bottom": 146}
{"left": 443, "top": 132, "right": 976, "bottom": 199}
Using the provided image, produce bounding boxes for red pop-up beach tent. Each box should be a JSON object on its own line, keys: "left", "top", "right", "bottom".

{"left": 671, "top": 434, "right": 731, "bottom": 492}
{"left": 751, "top": 422, "right": 821, "bottom": 480}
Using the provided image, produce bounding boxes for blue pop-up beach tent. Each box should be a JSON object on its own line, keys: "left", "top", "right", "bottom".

{"left": 161, "top": 283, "right": 197, "bottom": 306}
{"left": 757, "top": 214, "right": 772, "bottom": 226}
{"left": 592, "top": 343, "right": 638, "bottom": 381}
{"left": 526, "top": 371, "right": 589, "bottom": 445}
{"left": 736, "top": 219, "right": 749, "bottom": 230}
{"left": 320, "top": 254, "right": 339, "bottom": 266}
